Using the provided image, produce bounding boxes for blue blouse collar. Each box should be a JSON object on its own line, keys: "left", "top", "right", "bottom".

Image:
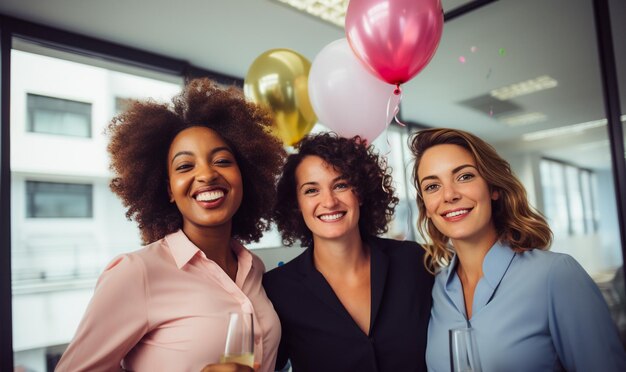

{"left": 443, "top": 241, "right": 516, "bottom": 319}
{"left": 482, "top": 241, "right": 516, "bottom": 288}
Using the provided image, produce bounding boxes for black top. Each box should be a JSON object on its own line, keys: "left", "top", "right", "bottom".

{"left": 263, "top": 237, "right": 433, "bottom": 372}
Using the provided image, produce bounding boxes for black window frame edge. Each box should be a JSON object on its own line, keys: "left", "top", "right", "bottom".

{"left": 444, "top": 0, "right": 499, "bottom": 22}
{"left": 593, "top": 0, "right": 626, "bottom": 267}
{"left": 0, "top": 16, "right": 13, "bottom": 372}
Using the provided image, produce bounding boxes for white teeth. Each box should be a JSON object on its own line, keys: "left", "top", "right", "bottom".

{"left": 195, "top": 190, "right": 224, "bottom": 202}
{"left": 319, "top": 212, "right": 345, "bottom": 221}
{"left": 445, "top": 209, "right": 469, "bottom": 218}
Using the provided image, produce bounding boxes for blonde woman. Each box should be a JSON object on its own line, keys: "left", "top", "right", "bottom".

{"left": 411, "top": 128, "right": 626, "bottom": 371}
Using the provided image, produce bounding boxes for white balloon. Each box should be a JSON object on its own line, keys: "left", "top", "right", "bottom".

{"left": 308, "top": 38, "right": 400, "bottom": 141}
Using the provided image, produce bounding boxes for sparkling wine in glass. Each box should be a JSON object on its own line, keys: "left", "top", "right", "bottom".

{"left": 449, "top": 327, "right": 482, "bottom": 372}
{"left": 220, "top": 312, "right": 254, "bottom": 368}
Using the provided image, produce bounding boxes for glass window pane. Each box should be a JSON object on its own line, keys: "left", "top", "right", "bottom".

{"left": 540, "top": 160, "right": 569, "bottom": 236}
{"left": 580, "top": 170, "right": 595, "bottom": 233}
{"left": 373, "top": 126, "right": 413, "bottom": 240}
{"left": 27, "top": 94, "right": 92, "bottom": 137}
{"left": 11, "top": 41, "right": 183, "bottom": 371}
{"left": 565, "top": 165, "right": 585, "bottom": 235}
{"left": 26, "top": 181, "right": 92, "bottom": 218}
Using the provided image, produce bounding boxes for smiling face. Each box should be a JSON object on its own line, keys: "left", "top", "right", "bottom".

{"left": 295, "top": 155, "right": 361, "bottom": 245}
{"left": 167, "top": 126, "right": 243, "bottom": 236}
{"left": 417, "top": 144, "right": 499, "bottom": 248}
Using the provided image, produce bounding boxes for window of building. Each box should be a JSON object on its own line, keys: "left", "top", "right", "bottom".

{"left": 27, "top": 93, "right": 92, "bottom": 137}
{"left": 539, "top": 158, "right": 598, "bottom": 236}
{"left": 114, "top": 96, "right": 132, "bottom": 115}
{"left": 26, "top": 181, "right": 93, "bottom": 218}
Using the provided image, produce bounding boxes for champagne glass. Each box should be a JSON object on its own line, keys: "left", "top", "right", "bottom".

{"left": 220, "top": 312, "right": 255, "bottom": 368}
{"left": 449, "top": 327, "right": 482, "bottom": 372}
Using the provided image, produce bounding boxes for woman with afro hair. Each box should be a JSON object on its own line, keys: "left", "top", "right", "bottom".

{"left": 57, "top": 78, "right": 286, "bottom": 372}
{"left": 263, "top": 133, "right": 433, "bottom": 372}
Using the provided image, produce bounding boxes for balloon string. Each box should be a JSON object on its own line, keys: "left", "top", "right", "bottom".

{"left": 387, "top": 87, "right": 406, "bottom": 128}
{"left": 381, "top": 85, "right": 405, "bottom": 193}
{"left": 394, "top": 111, "right": 407, "bottom": 127}
{"left": 380, "top": 110, "right": 396, "bottom": 193}
{"left": 380, "top": 141, "right": 390, "bottom": 194}
{"left": 385, "top": 93, "right": 395, "bottom": 129}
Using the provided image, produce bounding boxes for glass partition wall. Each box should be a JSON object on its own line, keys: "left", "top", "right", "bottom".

{"left": 1, "top": 0, "right": 625, "bottom": 370}
{"left": 400, "top": 0, "right": 626, "bottom": 345}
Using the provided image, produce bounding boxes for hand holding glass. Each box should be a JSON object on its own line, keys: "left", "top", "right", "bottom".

{"left": 449, "top": 327, "right": 482, "bottom": 372}
{"left": 221, "top": 312, "right": 255, "bottom": 368}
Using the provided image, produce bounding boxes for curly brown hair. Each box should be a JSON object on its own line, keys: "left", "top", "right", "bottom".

{"left": 409, "top": 128, "right": 553, "bottom": 273}
{"left": 107, "top": 78, "right": 286, "bottom": 244}
{"left": 274, "top": 132, "right": 398, "bottom": 248}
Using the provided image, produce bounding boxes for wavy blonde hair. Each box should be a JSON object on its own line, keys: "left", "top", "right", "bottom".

{"left": 409, "top": 128, "right": 552, "bottom": 273}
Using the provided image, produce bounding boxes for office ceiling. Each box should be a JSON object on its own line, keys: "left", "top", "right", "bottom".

{"left": 0, "top": 0, "right": 624, "bottom": 169}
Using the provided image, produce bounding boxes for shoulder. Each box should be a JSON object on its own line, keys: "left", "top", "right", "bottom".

{"left": 516, "top": 249, "right": 581, "bottom": 273}
{"left": 371, "top": 237, "right": 433, "bottom": 282}
{"left": 264, "top": 251, "right": 304, "bottom": 282}
{"left": 369, "top": 236, "right": 424, "bottom": 256}
{"left": 263, "top": 250, "right": 308, "bottom": 294}
{"left": 98, "top": 238, "right": 169, "bottom": 283}
{"left": 514, "top": 249, "right": 594, "bottom": 293}
{"left": 246, "top": 249, "right": 267, "bottom": 274}
{"left": 370, "top": 236, "right": 427, "bottom": 268}
{"left": 543, "top": 251, "right": 591, "bottom": 283}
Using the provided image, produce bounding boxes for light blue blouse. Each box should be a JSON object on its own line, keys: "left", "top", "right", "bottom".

{"left": 426, "top": 241, "right": 626, "bottom": 372}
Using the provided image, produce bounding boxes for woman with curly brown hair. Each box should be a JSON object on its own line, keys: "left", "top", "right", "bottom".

{"left": 263, "top": 132, "right": 433, "bottom": 372}
{"left": 56, "top": 78, "right": 286, "bottom": 372}
{"left": 411, "top": 128, "right": 626, "bottom": 371}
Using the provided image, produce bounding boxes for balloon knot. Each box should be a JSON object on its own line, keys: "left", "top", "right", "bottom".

{"left": 393, "top": 84, "right": 402, "bottom": 95}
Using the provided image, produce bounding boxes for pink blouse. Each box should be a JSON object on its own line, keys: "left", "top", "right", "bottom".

{"left": 56, "top": 230, "right": 281, "bottom": 372}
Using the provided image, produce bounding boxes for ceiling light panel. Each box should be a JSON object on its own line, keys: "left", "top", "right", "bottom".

{"left": 500, "top": 112, "right": 547, "bottom": 126}
{"left": 274, "top": 0, "right": 349, "bottom": 27}
{"left": 523, "top": 114, "right": 626, "bottom": 141}
{"left": 490, "top": 75, "right": 558, "bottom": 101}
{"left": 523, "top": 119, "right": 606, "bottom": 141}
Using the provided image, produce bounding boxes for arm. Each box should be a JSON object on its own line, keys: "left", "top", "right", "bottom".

{"left": 55, "top": 255, "right": 149, "bottom": 372}
{"left": 273, "top": 329, "right": 290, "bottom": 371}
{"left": 262, "top": 272, "right": 290, "bottom": 372}
{"left": 547, "top": 254, "right": 626, "bottom": 371}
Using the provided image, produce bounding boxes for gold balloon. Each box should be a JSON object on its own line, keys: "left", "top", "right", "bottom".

{"left": 244, "top": 49, "right": 317, "bottom": 146}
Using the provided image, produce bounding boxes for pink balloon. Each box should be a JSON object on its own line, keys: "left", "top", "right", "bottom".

{"left": 346, "top": 0, "right": 444, "bottom": 85}
{"left": 308, "top": 38, "right": 400, "bottom": 141}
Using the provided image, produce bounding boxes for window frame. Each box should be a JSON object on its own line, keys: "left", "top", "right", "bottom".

{"left": 540, "top": 157, "right": 599, "bottom": 237}
{"left": 26, "top": 93, "right": 93, "bottom": 138}
{"left": 25, "top": 180, "right": 93, "bottom": 219}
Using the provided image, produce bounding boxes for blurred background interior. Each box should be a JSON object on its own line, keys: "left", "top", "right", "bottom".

{"left": 0, "top": 0, "right": 624, "bottom": 370}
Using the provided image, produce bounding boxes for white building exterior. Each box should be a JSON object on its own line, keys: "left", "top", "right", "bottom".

{"left": 11, "top": 49, "right": 182, "bottom": 370}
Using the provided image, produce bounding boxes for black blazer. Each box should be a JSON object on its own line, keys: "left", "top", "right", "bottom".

{"left": 263, "top": 236, "right": 433, "bottom": 372}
